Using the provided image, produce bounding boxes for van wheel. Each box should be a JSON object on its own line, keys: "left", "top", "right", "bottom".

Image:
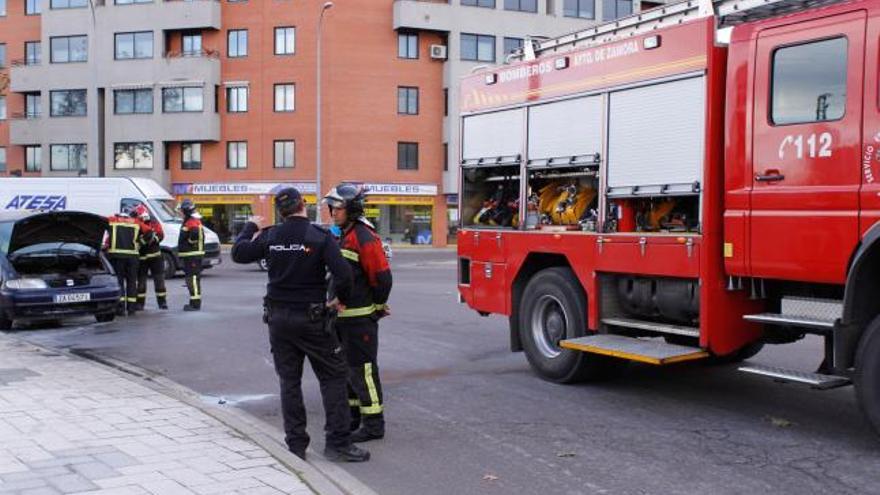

{"left": 519, "top": 267, "right": 620, "bottom": 383}
{"left": 855, "top": 315, "right": 880, "bottom": 436}
{"left": 163, "top": 253, "right": 177, "bottom": 279}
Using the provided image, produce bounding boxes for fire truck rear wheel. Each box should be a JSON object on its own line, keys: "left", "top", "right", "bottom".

{"left": 519, "top": 267, "right": 619, "bottom": 383}
{"left": 855, "top": 315, "right": 880, "bottom": 436}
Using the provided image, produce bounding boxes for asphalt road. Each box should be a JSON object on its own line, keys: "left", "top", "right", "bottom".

{"left": 9, "top": 250, "right": 880, "bottom": 495}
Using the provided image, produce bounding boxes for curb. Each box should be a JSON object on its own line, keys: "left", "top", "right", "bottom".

{"left": 0, "top": 334, "right": 379, "bottom": 495}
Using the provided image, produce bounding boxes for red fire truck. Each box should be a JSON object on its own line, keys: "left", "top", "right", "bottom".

{"left": 456, "top": 0, "right": 880, "bottom": 433}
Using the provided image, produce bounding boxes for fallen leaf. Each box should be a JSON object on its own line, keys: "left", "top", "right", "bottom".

{"left": 767, "top": 416, "right": 793, "bottom": 428}
{"left": 556, "top": 452, "right": 577, "bottom": 458}
{"left": 482, "top": 474, "right": 499, "bottom": 482}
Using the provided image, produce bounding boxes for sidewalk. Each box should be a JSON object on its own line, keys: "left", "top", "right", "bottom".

{"left": 0, "top": 337, "right": 311, "bottom": 495}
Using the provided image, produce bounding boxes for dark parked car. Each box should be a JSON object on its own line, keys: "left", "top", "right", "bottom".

{"left": 0, "top": 211, "right": 121, "bottom": 330}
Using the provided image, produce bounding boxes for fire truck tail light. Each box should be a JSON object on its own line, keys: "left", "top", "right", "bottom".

{"left": 554, "top": 57, "right": 570, "bottom": 70}
{"left": 644, "top": 35, "right": 661, "bottom": 50}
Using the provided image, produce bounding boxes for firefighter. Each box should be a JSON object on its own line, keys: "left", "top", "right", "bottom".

{"left": 134, "top": 205, "right": 167, "bottom": 310}
{"left": 106, "top": 207, "right": 142, "bottom": 316}
{"left": 178, "top": 199, "right": 205, "bottom": 312}
{"left": 231, "top": 187, "right": 370, "bottom": 463}
{"left": 323, "top": 184, "right": 393, "bottom": 443}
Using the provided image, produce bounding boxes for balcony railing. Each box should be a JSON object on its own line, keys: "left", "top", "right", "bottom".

{"left": 163, "top": 49, "right": 221, "bottom": 60}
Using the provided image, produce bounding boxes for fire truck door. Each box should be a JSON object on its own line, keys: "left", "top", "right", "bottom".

{"left": 750, "top": 12, "right": 865, "bottom": 284}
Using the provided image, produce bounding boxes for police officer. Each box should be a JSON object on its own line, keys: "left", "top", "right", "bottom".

{"left": 323, "top": 184, "right": 393, "bottom": 443}
{"left": 134, "top": 205, "right": 168, "bottom": 310}
{"left": 178, "top": 199, "right": 205, "bottom": 311}
{"left": 231, "top": 187, "right": 370, "bottom": 463}
{"left": 106, "top": 207, "right": 142, "bottom": 316}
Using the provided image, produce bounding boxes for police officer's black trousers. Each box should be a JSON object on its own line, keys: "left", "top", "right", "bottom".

{"left": 337, "top": 317, "right": 384, "bottom": 434}
{"left": 268, "top": 304, "right": 352, "bottom": 454}
{"left": 136, "top": 255, "right": 166, "bottom": 308}
{"left": 182, "top": 257, "right": 202, "bottom": 309}
{"left": 110, "top": 256, "right": 139, "bottom": 312}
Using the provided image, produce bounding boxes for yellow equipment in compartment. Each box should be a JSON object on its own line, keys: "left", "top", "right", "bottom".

{"left": 538, "top": 180, "right": 596, "bottom": 225}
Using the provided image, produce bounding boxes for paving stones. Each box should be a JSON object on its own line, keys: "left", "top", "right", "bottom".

{"left": 0, "top": 339, "right": 311, "bottom": 495}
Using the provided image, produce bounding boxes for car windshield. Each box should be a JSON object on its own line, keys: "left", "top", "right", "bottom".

{"left": 149, "top": 199, "right": 183, "bottom": 223}
{"left": 0, "top": 221, "right": 13, "bottom": 255}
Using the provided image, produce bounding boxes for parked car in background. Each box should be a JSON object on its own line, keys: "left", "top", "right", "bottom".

{"left": 0, "top": 211, "right": 120, "bottom": 330}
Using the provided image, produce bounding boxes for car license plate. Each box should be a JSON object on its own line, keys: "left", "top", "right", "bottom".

{"left": 54, "top": 293, "right": 91, "bottom": 304}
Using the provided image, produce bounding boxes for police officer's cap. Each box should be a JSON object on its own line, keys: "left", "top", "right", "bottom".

{"left": 275, "top": 187, "right": 303, "bottom": 210}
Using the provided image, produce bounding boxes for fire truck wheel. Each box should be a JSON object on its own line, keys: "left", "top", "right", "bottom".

{"left": 519, "top": 267, "right": 619, "bottom": 383}
{"left": 855, "top": 315, "right": 880, "bottom": 436}
{"left": 704, "top": 341, "right": 765, "bottom": 365}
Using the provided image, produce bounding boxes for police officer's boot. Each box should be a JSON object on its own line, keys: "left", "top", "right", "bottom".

{"left": 183, "top": 304, "right": 200, "bottom": 312}
{"left": 323, "top": 444, "right": 370, "bottom": 463}
{"left": 350, "top": 415, "right": 385, "bottom": 443}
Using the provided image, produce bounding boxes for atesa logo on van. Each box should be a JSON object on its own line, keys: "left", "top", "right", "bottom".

{"left": 4, "top": 195, "right": 68, "bottom": 211}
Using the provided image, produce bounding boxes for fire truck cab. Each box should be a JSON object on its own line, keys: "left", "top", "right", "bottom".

{"left": 456, "top": 0, "right": 880, "bottom": 434}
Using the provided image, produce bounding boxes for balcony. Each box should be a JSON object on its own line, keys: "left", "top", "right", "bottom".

{"left": 9, "top": 113, "right": 43, "bottom": 145}
{"left": 160, "top": 0, "right": 222, "bottom": 31}
{"left": 393, "top": 0, "right": 453, "bottom": 32}
{"left": 106, "top": 111, "right": 220, "bottom": 144}
{"left": 162, "top": 50, "right": 221, "bottom": 82}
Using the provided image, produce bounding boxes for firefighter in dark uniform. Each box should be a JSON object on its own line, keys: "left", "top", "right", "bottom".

{"left": 106, "top": 208, "right": 142, "bottom": 316}
{"left": 231, "top": 187, "right": 370, "bottom": 463}
{"left": 178, "top": 199, "right": 205, "bottom": 311}
{"left": 323, "top": 184, "right": 393, "bottom": 443}
{"left": 134, "top": 205, "right": 168, "bottom": 310}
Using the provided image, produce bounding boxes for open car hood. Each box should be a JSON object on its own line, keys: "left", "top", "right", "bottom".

{"left": 8, "top": 212, "right": 108, "bottom": 254}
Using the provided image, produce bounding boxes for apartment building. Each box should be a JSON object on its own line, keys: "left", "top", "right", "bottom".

{"left": 0, "top": 0, "right": 651, "bottom": 245}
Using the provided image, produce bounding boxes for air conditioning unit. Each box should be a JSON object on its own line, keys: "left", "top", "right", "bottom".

{"left": 430, "top": 45, "right": 448, "bottom": 60}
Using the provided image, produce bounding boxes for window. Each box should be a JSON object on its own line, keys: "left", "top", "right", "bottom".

{"left": 275, "top": 27, "right": 295, "bottom": 55}
{"left": 564, "top": 0, "right": 594, "bottom": 18}
{"left": 182, "top": 143, "right": 202, "bottom": 170}
{"left": 602, "top": 0, "right": 632, "bottom": 20}
{"left": 397, "top": 142, "right": 419, "bottom": 170}
{"left": 0, "top": 148, "right": 5, "bottom": 173}
{"left": 114, "top": 142, "right": 153, "bottom": 169}
{"left": 443, "top": 143, "right": 449, "bottom": 171}
{"left": 461, "top": 34, "right": 495, "bottom": 62}
{"left": 162, "top": 87, "right": 203, "bottom": 113}
{"left": 462, "top": 0, "right": 495, "bottom": 7}
{"left": 25, "top": 93, "right": 40, "bottom": 118}
{"left": 0, "top": 44, "right": 5, "bottom": 68}
{"left": 26, "top": 0, "right": 41, "bottom": 14}
{"left": 398, "top": 33, "right": 418, "bottom": 59}
{"left": 25, "top": 41, "right": 41, "bottom": 65}
{"left": 274, "top": 84, "right": 295, "bottom": 112}
{"left": 50, "top": 35, "right": 88, "bottom": 63}
{"left": 227, "top": 141, "right": 247, "bottom": 169}
{"left": 182, "top": 33, "right": 202, "bottom": 56}
{"left": 227, "top": 29, "right": 248, "bottom": 58}
{"left": 114, "top": 89, "right": 153, "bottom": 114}
{"left": 50, "top": 90, "right": 87, "bottom": 117}
{"left": 115, "top": 0, "right": 152, "bottom": 4}
{"left": 444, "top": 88, "right": 448, "bottom": 116}
{"left": 50, "top": 144, "right": 87, "bottom": 171}
{"left": 398, "top": 87, "right": 419, "bottom": 115}
{"left": 226, "top": 86, "right": 248, "bottom": 113}
{"left": 504, "top": 0, "right": 537, "bottom": 11}
{"left": 771, "top": 37, "right": 847, "bottom": 125}
{"left": 503, "top": 37, "right": 524, "bottom": 57}
{"left": 274, "top": 141, "right": 295, "bottom": 168}
{"left": 51, "top": 0, "right": 88, "bottom": 9}
{"left": 0, "top": 97, "right": 5, "bottom": 120}
{"left": 115, "top": 32, "right": 153, "bottom": 60}
{"left": 25, "top": 146, "right": 41, "bottom": 172}
{"left": 0, "top": 0, "right": 5, "bottom": 15}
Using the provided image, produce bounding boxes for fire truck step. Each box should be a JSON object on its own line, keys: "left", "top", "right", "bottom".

{"left": 738, "top": 364, "right": 851, "bottom": 390}
{"left": 743, "top": 313, "right": 835, "bottom": 332}
{"left": 560, "top": 334, "right": 709, "bottom": 365}
{"left": 601, "top": 317, "right": 700, "bottom": 338}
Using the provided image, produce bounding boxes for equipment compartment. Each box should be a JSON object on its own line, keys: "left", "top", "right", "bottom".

{"left": 525, "top": 159, "right": 600, "bottom": 231}
{"left": 461, "top": 161, "right": 521, "bottom": 229}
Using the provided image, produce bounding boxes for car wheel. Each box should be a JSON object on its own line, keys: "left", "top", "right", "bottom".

{"left": 259, "top": 258, "right": 269, "bottom": 271}
{"left": 519, "top": 267, "right": 621, "bottom": 383}
{"left": 163, "top": 252, "right": 177, "bottom": 279}
{"left": 95, "top": 312, "right": 116, "bottom": 323}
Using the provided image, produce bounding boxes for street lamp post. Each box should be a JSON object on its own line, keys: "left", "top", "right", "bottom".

{"left": 316, "top": 1, "right": 334, "bottom": 222}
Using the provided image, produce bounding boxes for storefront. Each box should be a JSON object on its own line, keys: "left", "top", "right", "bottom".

{"left": 172, "top": 182, "right": 317, "bottom": 243}
{"left": 360, "top": 183, "right": 442, "bottom": 246}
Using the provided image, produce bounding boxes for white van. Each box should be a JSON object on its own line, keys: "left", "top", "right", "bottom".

{"left": 0, "top": 177, "right": 221, "bottom": 275}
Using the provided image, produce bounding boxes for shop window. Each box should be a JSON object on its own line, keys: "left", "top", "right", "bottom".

{"left": 397, "top": 142, "right": 419, "bottom": 170}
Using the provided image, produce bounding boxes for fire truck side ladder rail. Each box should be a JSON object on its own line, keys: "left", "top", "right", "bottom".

{"left": 522, "top": 0, "right": 849, "bottom": 58}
